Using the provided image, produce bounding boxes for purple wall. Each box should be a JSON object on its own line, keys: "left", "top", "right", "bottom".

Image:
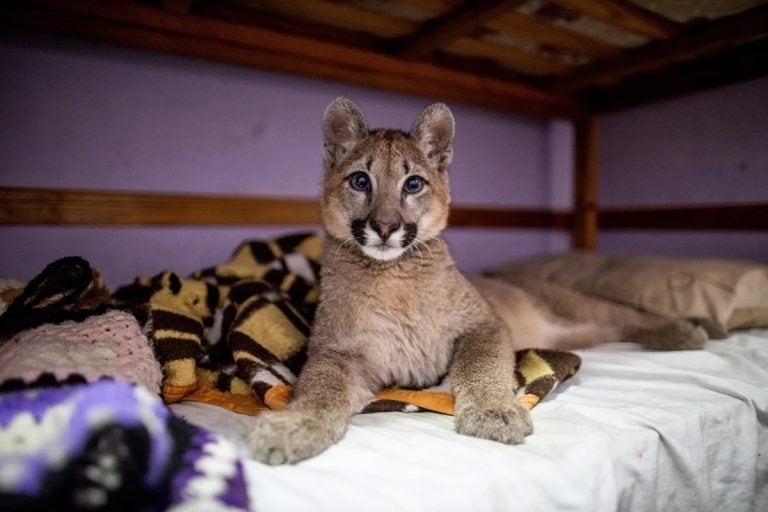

{"left": 598, "top": 77, "right": 768, "bottom": 262}
{"left": 1, "top": 29, "right": 567, "bottom": 287}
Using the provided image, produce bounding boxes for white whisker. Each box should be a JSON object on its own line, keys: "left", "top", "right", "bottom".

{"left": 334, "top": 237, "right": 356, "bottom": 259}
{"left": 408, "top": 241, "right": 424, "bottom": 262}
{"left": 414, "top": 237, "right": 435, "bottom": 262}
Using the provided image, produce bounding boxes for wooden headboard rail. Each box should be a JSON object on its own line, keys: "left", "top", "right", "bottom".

{"left": 0, "top": 187, "right": 571, "bottom": 230}
{"left": 2, "top": 186, "right": 766, "bottom": 233}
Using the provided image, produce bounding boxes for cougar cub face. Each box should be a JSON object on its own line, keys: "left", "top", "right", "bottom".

{"left": 321, "top": 98, "right": 455, "bottom": 261}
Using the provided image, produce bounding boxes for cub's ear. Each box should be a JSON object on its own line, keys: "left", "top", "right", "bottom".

{"left": 410, "top": 103, "right": 455, "bottom": 173}
{"left": 322, "top": 97, "right": 368, "bottom": 171}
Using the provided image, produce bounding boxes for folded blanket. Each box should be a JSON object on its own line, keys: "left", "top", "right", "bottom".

{"left": 0, "top": 258, "right": 162, "bottom": 393}
{"left": 0, "top": 379, "right": 249, "bottom": 512}
{"left": 112, "top": 233, "right": 581, "bottom": 415}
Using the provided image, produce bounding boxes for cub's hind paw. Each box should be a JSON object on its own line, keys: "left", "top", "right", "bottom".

{"left": 455, "top": 402, "right": 533, "bottom": 444}
{"left": 633, "top": 320, "right": 708, "bottom": 350}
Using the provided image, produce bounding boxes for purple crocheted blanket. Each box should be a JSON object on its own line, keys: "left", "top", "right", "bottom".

{"left": 0, "top": 379, "right": 249, "bottom": 511}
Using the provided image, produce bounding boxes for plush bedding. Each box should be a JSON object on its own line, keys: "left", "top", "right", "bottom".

{"left": 2, "top": 244, "right": 767, "bottom": 511}
{"left": 172, "top": 328, "right": 768, "bottom": 512}
{"left": 488, "top": 252, "right": 768, "bottom": 338}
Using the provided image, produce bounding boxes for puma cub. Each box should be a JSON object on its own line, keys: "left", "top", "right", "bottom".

{"left": 248, "top": 98, "right": 706, "bottom": 465}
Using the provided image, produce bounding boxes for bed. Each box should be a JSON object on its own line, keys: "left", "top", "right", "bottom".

{"left": 173, "top": 328, "right": 768, "bottom": 511}
{"left": 1, "top": 1, "right": 768, "bottom": 511}
{"left": 1, "top": 237, "right": 767, "bottom": 512}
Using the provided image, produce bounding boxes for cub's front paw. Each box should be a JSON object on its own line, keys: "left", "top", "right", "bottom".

{"left": 247, "top": 409, "right": 345, "bottom": 465}
{"left": 455, "top": 402, "right": 533, "bottom": 444}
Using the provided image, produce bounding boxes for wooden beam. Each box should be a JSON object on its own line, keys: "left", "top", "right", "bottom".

{"left": 397, "top": 0, "right": 525, "bottom": 58}
{"left": 4, "top": 188, "right": 765, "bottom": 231}
{"left": 547, "top": 0, "right": 680, "bottom": 40}
{"left": 387, "top": 0, "right": 460, "bottom": 14}
{"left": 486, "top": 11, "right": 620, "bottom": 59}
{"left": 194, "top": 0, "right": 387, "bottom": 52}
{"left": 599, "top": 203, "right": 768, "bottom": 231}
{"left": 583, "top": 37, "right": 768, "bottom": 112}
{"left": 0, "top": 187, "right": 322, "bottom": 226}
{"left": 229, "top": 0, "right": 417, "bottom": 39}
{"left": 0, "top": 187, "right": 572, "bottom": 230}
{"left": 444, "top": 37, "right": 573, "bottom": 76}
{"left": 572, "top": 115, "right": 599, "bottom": 249}
{"left": 430, "top": 50, "right": 539, "bottom": 84}
{"left": 552, "top": 3, "right": 768, "bottom": 92}
{"left": 162, "top": 0, "right": 194, "bottom": 16}
{"left": 1, "top": 1, "right": 578, "bottom": 119}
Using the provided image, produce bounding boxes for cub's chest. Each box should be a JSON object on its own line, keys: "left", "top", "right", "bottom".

{"left": 343, "top": 273, "right": 460, "bottom": 387}
{"left": 350, "top": 271, "right": 452, "bottom": 328}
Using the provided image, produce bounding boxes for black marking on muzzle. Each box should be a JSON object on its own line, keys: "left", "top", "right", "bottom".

{"left": 351, "top": 219, "right": 367, "bottom": 245}
{"left": 402, "top": 222, "right": 418, "bottom": 248}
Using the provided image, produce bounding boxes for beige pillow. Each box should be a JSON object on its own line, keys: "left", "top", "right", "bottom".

{"left": 487, "top": 252, "right": 768, "bottom": 338}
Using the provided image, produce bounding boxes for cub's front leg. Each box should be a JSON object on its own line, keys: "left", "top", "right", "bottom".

{"left": 248, "top": 349, "right": 371, "bottom": 465}
{"left": 451, "top": 322, "right": 533, "bottom": 444}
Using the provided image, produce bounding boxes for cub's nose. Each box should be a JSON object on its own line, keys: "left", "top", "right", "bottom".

{"left": 370, "top": 219, "right": 401, "bottom": 241}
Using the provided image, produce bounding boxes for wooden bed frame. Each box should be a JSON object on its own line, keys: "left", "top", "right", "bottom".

{"left": 2, "top": 0, "right": 767, "bottom": 249}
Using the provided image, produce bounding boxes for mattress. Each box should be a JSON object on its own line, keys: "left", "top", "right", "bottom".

{"left": 171, "top": 329, "right": 768, "bottom": 512}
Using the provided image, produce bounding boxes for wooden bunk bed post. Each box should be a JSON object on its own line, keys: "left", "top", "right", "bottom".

{"left": 571, "top": 115, "right": 599, "bottom": 250}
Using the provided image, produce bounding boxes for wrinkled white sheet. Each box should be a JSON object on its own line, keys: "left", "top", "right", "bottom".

{"left": 171, "top": 329, "right": 768, "bottom": 512}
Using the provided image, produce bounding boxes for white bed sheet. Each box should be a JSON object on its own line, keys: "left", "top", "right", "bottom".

{"left": 171, "top": 329, "right": 768, "bottom": 512}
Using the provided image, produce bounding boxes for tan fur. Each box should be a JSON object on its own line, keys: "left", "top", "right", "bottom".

{"left": 471, "top": 276, "right": 707, "bottom": 351}
{"left": 248, "top": 98, "right": 705, "bottom": 465}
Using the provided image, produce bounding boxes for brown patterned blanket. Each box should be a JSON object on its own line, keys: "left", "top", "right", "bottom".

{"left": 1, "top": 234, "right": 581, "bottom": 415}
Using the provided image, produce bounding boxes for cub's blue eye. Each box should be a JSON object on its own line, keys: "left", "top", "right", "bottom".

{"left": 403, "top": 176, "right": 424, "bottom": 194}
{"left": 349, "top": 172, "right": 371, "bottom": 192}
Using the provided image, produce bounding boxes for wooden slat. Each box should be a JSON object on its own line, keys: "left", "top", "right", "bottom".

{"left": 571, "top": 115, "right": 599, "bottom": 249}
{"left": 0, "top": 187, "right": 323, "bottom": 226}
{"left": 429, "top": 49, "right": 534, "bottom": 83}
{"left": 1, "top": 0, "right": 578, "bottom": 119}
{"left": 162, "top": 0, "right": 194, "bottom": 16}
{"left": 5, "top": 188, "right": 765, "bottom": 231}
{"left": 552, "top": 3, "right": 768, "bottom": 92}
{"left": 486, "top": 11, "right": 620, "bottom": 59}
{"left": 445, "top": 37, "right": 573, "bottom": 76}
{"left": 237, "top": 0, "right": 417, "bottom": 39}
{"left": 547, "top": 0, "right": 681, "bottom": 40}
{"left": 398, "top": 0, "right": 524, "bottom": 58}
{"left": 583, "top": 37, "right": 768, "bottom": 112}
{"left": 388, "top": 0, "right": 461, "bottom": 14}
{"left": 0, "top": 187, "right": 572, "bottom": 230}
{"left": 195, "top": 0, "right": 387, "bottom": 51}
{"left": 600, "top": 204, "right": 768, "bottom": 231}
